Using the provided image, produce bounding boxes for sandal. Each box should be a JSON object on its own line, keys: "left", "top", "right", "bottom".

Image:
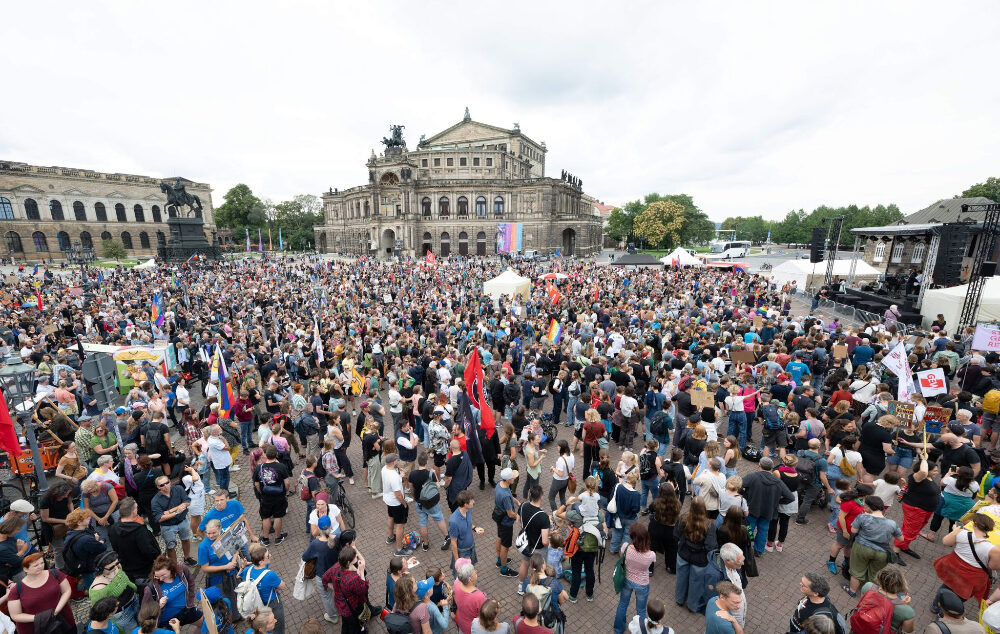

{"left": 841, "top": 584, "right": 856, "bottom": 598}
{"left": 920, "top": 532, "right": 936, "bottom": 542}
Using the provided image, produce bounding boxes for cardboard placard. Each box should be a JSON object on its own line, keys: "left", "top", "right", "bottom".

{"left": 211, "top": 513, "right": 248, "bottom": 559}
{"left": 731, "top": 349, "right": 756, "bottom": 365}
{"left": 752, "top": 314, "right": 763, "bottom": 328}
{"left": 199, "top": 590, "right": 219, "bottom": 634}
{"left": 887, "top": 401, "right": 914, "bottom": 427}
{"left": 923, "top": 406, "right": 951, "bottom": 434}
{"left": 833, "top": 344, "right": 848, "bottom": 359}
{"left": 5, "top": 275, "right": 17, "bottom": 286}
{"left": 691, "top": 388, "right": 715, "bottom": 410}
{"left": 42, "top": 324, "right": 58, "bottom": 335}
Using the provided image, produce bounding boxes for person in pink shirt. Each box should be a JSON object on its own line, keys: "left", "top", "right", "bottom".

{"left": 453, "top": 558, "right": 486, "bottom": 634}
{"left": 613, "top": 523, "right": 657, "bottom": 634}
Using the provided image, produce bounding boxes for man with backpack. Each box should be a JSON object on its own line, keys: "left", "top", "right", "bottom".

{"left": 407, "top": 451, "right": 452, "bottom": 552}
{"left": 513, "top": 592, "right": 553, "bottom": 634}
{"left": 795, "top": 439, "right": 833, "bottom": 526}
{"left": 788, "top": 572, "right": 846, "bottom": 634}
{"left": 254, "top": 444, "right": 292, "bottom": 545}
{"left": 492, "top": 466, "right": 520, "bottom": 578}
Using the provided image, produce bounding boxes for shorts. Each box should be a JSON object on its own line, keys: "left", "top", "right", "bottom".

{"left": 763, "top": 429, "right": 787, "bottom": 449}
{"left": 259, "top": 495, "right": 288, "bottom": 519}
{"left": 983, "top": 412, "right": 998, "bottom": 436}
{"left": 523, "top": 545, "right": 548, "bottom": 561}
{"left": 388, "top": 503, "right": 409, "bottom": 524}
{"left": 574, "top": 427, "right": 583, "bottom": 440}
{"left": 848, "top": 542, "right": 887, "bottom": 584}
{"left": 835, "top": 531, "right": 855, "bottom": 547}
{"left": 417, "top": 503, "right": 444, "bottom": 527}
{"left": 887, "top": 449, "right": 914, "bottom": 469}
{"left": 433, "top": 453, "right": 446, "bottom": 468}
{"left": 496, "top": 521, "right": 514, "bottom": 548}
{"left": 160, "top": 522, "right": 192, "bottom": 550}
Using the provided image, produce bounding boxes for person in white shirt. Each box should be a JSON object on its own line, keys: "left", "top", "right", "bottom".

{"left": 175, "top": 379, "right": 191, "bottom": 418}
{"left": 619, "top": 388, "right": 641, "bottom": 450}
{"left": 382, "top": 453, "right": 412, "bottom": 556}
{"left": 207, "top": 424, "right": 234, "bottom": 494}
{"left": 627, "top": 597, "right": 673, "bottom": 634}
{"left": 387, "top": 386, "right": 403, "bottom": 433}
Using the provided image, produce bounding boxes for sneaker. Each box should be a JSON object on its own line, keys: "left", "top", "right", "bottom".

{"left": 441, "top": 536, "right": 451, "bottom": 551}
{"left": 386, "top": 536, "right": 397, "bottom": 545}
{"left": 230, "top": 465, "right": 241, "bottom": 472}
{"left": 795, "top": 518, "right": 808, "bottom": 525}
{"left": 499, "top": 567, "right": 517, "bottom": 577}
{"left": 827, "top": 561, "right": 838, "bottom": 574}
{"left": 184, "top": 557, "right": 198, "bottom": 567}
{"left": 207, "top": 489, "right": 216, "bottom": 496}
{"left": 517, "top": 588, "right": 525, "bottom": 596}
{"left": 275, "top": 533, "right": 287, "bottom": 544}
{"left": 587, "top": 595, "right": 594, "bottom": 602}
{"left": 324, "top": 613, "right": 340, "bottom": 624}
{"left": 496, "top": 558, "right": 502, "bottom": 568}
{"left": 765, "top": 543, "right": 774, "bottom": 553}
{"left": 394, "top": 548, "right": 413, "bottom": 556}
{"left": 422, "top": 542, "right": 429, "bottom": 552}
{"left": 261, "top": 537, "right": 270, "bottom": 545}
{"left": 349, "top": 478, "right": 356, "bottom": 485}
{"left": 776, "top": 542, "right": 783, "bottom": 552}
{"left": 568, "top": 595, "right": 578, "bottom": 603}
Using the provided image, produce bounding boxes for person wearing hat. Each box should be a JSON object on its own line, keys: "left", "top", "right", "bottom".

{"left": 493, "top": 466, "right": 520, "bottom": 578}
{"left": 3, "top": 500, "right": 36, "bottom": 552}
{"left": 929, "top": 587, "right": 986, "bottom": 633}
{"left": 416, "top": 575, "right": 450, "bottom": 634}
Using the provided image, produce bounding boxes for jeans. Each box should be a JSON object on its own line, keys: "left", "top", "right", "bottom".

{"left": 746, "top": 515, "right": 771, "bottom": 554}
{"left": 614, "top": 579, "right": 650, "bottom": 634}
{"left": 239, "top": 421, "right": 253, "bottom": 450}
{"left": 610, "top": 516, "right": 636, "bottom": 553}
{"left": 640, "top": 478, "right": 659, "bottom": 511}
{"left": 305, "top": 497, "right": 315, "bottom": 533}
{"left": 214, "top": 466, "right": 231, "bottom": 494}
{"left": 566, "top": 396, "right": 579, "bottom": 427}
{"left": 674, "top": 555, "right": 707, "bottom": 613}
{"left": 743, "top": 411, "right": 756, "bottom": 448}
{"left": 569, "top": 550, "right": 597, "bottom": 599}
{"left": 551, "top": 394, "right": 563, "bottom": 426}
{"left": 313, "top": 575, "right": 337, "bottom": 618}
{"left": 726, "top": 412, "right": 744, "bottom": 445}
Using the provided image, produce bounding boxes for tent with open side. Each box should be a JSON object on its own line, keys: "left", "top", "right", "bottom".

{"left": 660, "top": 248, "right": 703, "bottom": 267}
{"left": 134, "top": 259, "right": 157, "bottom": 270}
{"left": 769, "top": 258, "right": 881, "bottom": 293}
{"left": 920, "top": 276, "right": 1000, "bottom": 330}
{"left": 483, "top": 269, "right": 531, "bottom": 301}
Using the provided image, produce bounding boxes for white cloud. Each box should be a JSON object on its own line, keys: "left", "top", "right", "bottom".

{"left": 1, "top": 1, "right": 998, "bottom": 221}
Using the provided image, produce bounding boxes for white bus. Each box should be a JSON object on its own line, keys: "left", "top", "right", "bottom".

{"left": 708, "top": 240, "right": 751, "bottom": 259}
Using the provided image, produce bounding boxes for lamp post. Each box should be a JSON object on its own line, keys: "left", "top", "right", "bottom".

{"left": 0, "top": 352, "right": 45, "bottom": 493}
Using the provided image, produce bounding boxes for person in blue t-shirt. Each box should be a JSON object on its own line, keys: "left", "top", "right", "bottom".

{"left": 785, "top": 353, "right": 811, "bottom": 385}
{"left": 133, "top": 600, "right": 180, "bottom": 634}
{"left": 198, "top": 520, "right": 241, "bottom": 588}
{"left": 87, "top": 596, "right": 122, "bottom": 634}
{"left": 239, "top": 544, "right": 286, "bottom": 628}
{"left": 704, "top": 581, "right": 743, "bottom": 634}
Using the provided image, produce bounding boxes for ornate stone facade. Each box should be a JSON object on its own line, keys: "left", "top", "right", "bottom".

{"left": 0, "top": 161, "right": 216, "bottom": 261}
{"left": 314, "top": 113, "right": 603, "bottom": 258}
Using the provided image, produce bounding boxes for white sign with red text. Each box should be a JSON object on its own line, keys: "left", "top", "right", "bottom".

{"left": 916, "top": 368, "right": 948, "bottom": 397}
{"left": 972, "top": 325, "right": 1000, "bottom": 352}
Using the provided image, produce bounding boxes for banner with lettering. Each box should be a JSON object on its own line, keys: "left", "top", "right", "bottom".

{"left": 916, "top": 368, "right": 948, "bottom": 397}
{"left": 972, "top": 325, "right": 1000, "bottom": 352}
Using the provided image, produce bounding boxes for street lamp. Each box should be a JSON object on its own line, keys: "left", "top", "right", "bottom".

{"left": 0, "top": 352, "right": 46, "bottom": 493}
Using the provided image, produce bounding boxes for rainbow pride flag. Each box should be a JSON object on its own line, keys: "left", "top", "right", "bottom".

{"left": 215, "top": 346, "right": 235, "bottom": 419}
{"left": 547, "top": 318, "right": 562, "bottom": 344}
{"left": 496, "top": 223, "right": 523, "bottom": 254}
{"left": 151, "top": 294, "right": 165, "bottom": 328}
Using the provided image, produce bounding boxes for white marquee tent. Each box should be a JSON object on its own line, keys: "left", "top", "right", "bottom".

{"left": 769, "top": 258, "right": 881, "bottom": 292}
{"left": 134, "top": 259, "right": 157, "bottom": 270}
{"left": 659, "top": 248, "right": 702, "bottom": 267}
{"left": 483, "top": 269, "right": 531, "bottom": 301}
{"left": 921, "top": 276, "right": 1000, "bottom": 329}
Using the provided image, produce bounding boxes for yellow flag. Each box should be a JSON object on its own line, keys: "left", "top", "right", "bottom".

{"left": 351, "top": 367, "right": 364, "bottom": 396}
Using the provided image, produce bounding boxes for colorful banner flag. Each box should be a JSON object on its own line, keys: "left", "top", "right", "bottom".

{"left": 496, "top": 223, "right": 523, "bottom": 254}
{"left": 258, "top": 228, "right": 263, "bottom": 253}
{"left": 278, "top": 228, "right": 284, "bottom": 251}
{"left": 350, "top": 367, "right": 364, "bottom": 396}
{"left": 917, "top": 368, "right": 948, "bottom": 397}
{"left": 246, "top": 228, "right": 250, "bottom": 252}
{"left": 546, "top": 282, "right": 561, "bottom": 305}
{"left": 426, "top": 250, "right": 436, "bottom": 266}
{"left": 35, "top": 289, "right": 42, "bottom": 311}
{"left": 314, "top": 320, "right": 324, "bottom": 364}
{"left": 0, "top": 390, "right": 23, "bottom": 458}
{"left": 268, "top": 229, "right": 273, "bottom": 251}
{"left": 185, "top": 252, "right": 198, "bottom": 264}
{"left": 463, "top": 347, "right": 496, "bottom": 439}
{"left": 547, "top": 318, "right": 562, "bottom": 344}
{"left": 152, "top": 293, "right": 165, "bottom": 328}
{"left": 215, "top": 346, "right": 234, "bottom": 419}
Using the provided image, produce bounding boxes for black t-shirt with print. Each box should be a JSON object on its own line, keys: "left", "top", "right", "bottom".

{"left": 518, "top": 502, "right": 551, "bottom": 554}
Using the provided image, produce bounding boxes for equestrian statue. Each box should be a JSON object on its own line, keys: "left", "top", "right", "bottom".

{"left": 160, "top": 178, "right": 203, "bottom": 217}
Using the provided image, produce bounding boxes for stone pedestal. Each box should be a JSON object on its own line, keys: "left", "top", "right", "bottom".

{"left": 157, "top": 217, "right": 221, "bottom": 261}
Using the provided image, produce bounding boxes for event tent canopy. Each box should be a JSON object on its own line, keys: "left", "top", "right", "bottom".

{"left": 483, "top": 269, "right": 531, "bottom": 301}
{"left": 660, "top": 248, "right": 702, "bottom": 267}
{"left": 921, "top": 276, "right": 1000, "bottom": 329}
{"left": 135, "top": 259, "right": 157, "bottom": 270}
{"left": 769, "top": 258, "right": 881, "bottom": 292}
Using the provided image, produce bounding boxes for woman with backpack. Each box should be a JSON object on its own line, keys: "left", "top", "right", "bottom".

{"left": 638, "top": 440, "right": 662, "bottom": 515}
{"left": 826, "top": 435, "right": 862, "bottom": 527}
{"left": 387, "top": 573, "right": 430, "bottom": 633}
{"left": 524, "top": 553, "right": 568, "bottom": 634}
{"left": 842, "top": 496, "right": 902, "bottom": 598}
{"left": 238, "top": 544, "right": 287, "bottom": 634}
{"left": 849, "top": 564, "right": 915, "bottom": 634}
{"left": 608, "top": 471, "right": 642, "bottom": 555}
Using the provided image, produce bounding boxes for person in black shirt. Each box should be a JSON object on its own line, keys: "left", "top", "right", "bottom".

{"left": 933, "top": 423, "right": 982, "bottom": 477}
{"left": 896, "top": 454, "right": 940, "bottom": 556}
{"left": 788, "top": 572, "right": 846, "bottom": 634}
{"left": 858, "top": 415, "right": 894, "bottom": 475}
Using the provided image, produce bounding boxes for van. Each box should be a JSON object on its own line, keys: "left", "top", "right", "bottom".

{"left": 523, "top": 249, "right": 540, "bottom": 260}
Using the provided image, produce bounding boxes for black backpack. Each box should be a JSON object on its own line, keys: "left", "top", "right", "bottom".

{"left": 760, "top": 403, "right": 782, "bottom": 430}
{"left": 384, "top": 610, "right": 414, "bottom": 633}
{"left": 639, "top": 451, "right": 657, "bottom": 481}
{"left": 143, "top": 422, "right": 165, "bottom": 455}
{"left": 649, "top": 412, "right": 669, "bottom": 437}
{"left": 796, "top": 451, "right": 817, "bottom": 486}
{"left": 61, "top": 532, "right": 94, "bottom": 576}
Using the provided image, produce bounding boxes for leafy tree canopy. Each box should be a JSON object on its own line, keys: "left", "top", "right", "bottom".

{"left": 100, "top": 238, "right": 127, "bottom": 261}
{"left": 720, "top": 203, "right": 903, "bottom": 246}
{"left": 962, "top": 177, "right": 1000, "bottom": 203}
{"left": 603, "top": 192, "right": 713, "bottom": 246}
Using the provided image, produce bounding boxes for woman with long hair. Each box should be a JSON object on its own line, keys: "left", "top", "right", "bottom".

{"left": 674, "top": 497, "right": 718, "bottom": 613}
{"left": 613, "top": 522, "right": 656, "bottom": 634}
{"left": 548, "top": 440, "right": 574, "bottom": 511}
{"left": 858, "top": 564, "right": 916, "bottom": 633}
{"left": 361, "top": 418, "right": 383, "bottom": 498}
{"left": 929, "top": 465, "right": 980, "bottom": 536}
{"left": 648, "top": 481, "right": 681, "bottom": 573}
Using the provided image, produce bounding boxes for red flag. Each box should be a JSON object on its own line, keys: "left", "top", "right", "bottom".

{"left": 547, "top": 282, "right": 561, "bottom": 305}
{"left": 426, "top": 250, "right": 436, "bottom": 266}
{"left": 36, "top": 290, "right": 42, "bottom": 311}
{"left": 0, "top": 390, "right": 23, "bottom": 457}
{"left": 463, "top": 348, "right": 496, "bottom": 439}
{"left": 592, "top": 282, "right": 599, "bottom": 302}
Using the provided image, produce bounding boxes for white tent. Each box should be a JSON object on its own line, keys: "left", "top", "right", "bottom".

{"left": 769, "top": 258, "right": 881, "bottom": 292}
{"left": 134, "top": 259, "right": 157, "bottom": 270}
{"left": 483, "top": 269, "right": 531, "bottom": 301}
{"left": 659, "top": 248, "right": 702, "bottom": 267}
{"left": 921, "top": 276, "right": 1000, "bottom": 329}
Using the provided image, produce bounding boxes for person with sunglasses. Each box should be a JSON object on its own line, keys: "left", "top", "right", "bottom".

{"left": 89, "top": 551, "right": 139, "bottom": 632}
{"left": 151, "top": 477, "right": 197, "bottom": 568}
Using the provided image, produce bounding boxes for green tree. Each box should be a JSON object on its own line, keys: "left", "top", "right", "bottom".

{"left": 100, "top": 238, "right": 127, "bottom": 260}
{"left": 273, "top": 194, "right": 324, "bottom": 250}
{"left": 962, "top": 177, "right": 1000, "bottom": 203}
{"left": 215, "top": 184, "right": 267, "bottom": 229}
{"left": 605, "top": 207, "right": 633, "bottom": 242}
{"left": 634, "top": 200, "right": 685, "bottom": 249}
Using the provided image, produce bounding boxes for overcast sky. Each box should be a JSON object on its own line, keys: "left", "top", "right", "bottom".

{"left": 2, "top": 2, "right": 997, "bottom": 221}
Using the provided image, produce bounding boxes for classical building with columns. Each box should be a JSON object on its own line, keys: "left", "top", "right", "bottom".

{"left": 314, "top": 110, "right": 603, "bottom": 258}
{"left": 0, "top": 160, "right": 216, "bottom": 260}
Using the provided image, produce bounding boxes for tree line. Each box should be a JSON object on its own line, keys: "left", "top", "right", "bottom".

{"left": 215, "top": 184, "right": 323, "bottom": 251}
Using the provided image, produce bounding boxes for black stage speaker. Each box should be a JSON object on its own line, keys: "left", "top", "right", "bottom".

{"left": 933, "top": 223, "right": 971, "bottom": 286}
{"left": 810, "top": 227, "right": 825, "bottom": 263}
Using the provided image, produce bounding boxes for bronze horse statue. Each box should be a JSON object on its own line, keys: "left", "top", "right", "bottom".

{"left": 160, "top": 179, "right": 203, "bottom": 217}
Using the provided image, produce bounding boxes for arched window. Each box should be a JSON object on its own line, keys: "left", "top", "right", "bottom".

{"left": 440, "top": 232, "right": 451, "bottom": 256}
{"left": 80, "top": 231, "right": 93, "bottom": 249}
{"left": 5, "top": 232, "right": 22, "bottom": 253}
{"left": 73, "top": 201, "right": 86, "bottom": 221}
{"left": 134, "top": 205, "right": 145, "bottom": 222}
{"left": 873, "top": 241, "right": 886, "bottom": 262}
{"left": 438, "top": 197, "right": 449, "bottom": 218}
{"left": 24, "top": 199, "right": 40, "bottom": 220}
{"left": 475, "top": 196, "right": 487, "bottom": 217}
{"left": 363, "top": 201, "right": 370, "bottom": 217}
{"left": 121, "top": 232, "right": 133, "bottom": 249}
{"left": 101, "top": 231, "right": 112, "bottom": 241}
{"left": 0, "top": 198, "right": 13, "bottom": 220}
{"left": 422, "top": 198, "right": 431, "bottom": 218}
{"left": 139, "top": 232, "right": 150, "bottom": 249}
{"left": 457, "top": 196, "right": 468, "bottom": 217}
{"left": 890, "top": 242, "right": 905, "bottom": 263}
{"left": 911, "top": 242, "right": 926, "bottom": 264}
{"left": 152, "top": 205, "right": 162, "bottom": 223}
{"left": 493, "top": 196, "right": 504, "bottom": 217}
{"left": 57, "top": 231, "right": 71, "bottom": 251}
{"left": 95, "top": 202, "right": 107, "bottom": 221}
{"left": 32, "top": 231, "right": 49, "bottom": 252}
{"left": 49, "top": 200, "right": 64, "bottom": 221}
{"left": 476, "top": 231, "right": 487, "bottom": 256}
{"left": 115, "top": 203, "right": 126, "bottom": 222}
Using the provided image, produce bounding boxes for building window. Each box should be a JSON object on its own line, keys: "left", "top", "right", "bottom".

{"left": 57, "top": 231, "right": 71, "bottom": 251}
{"left": 95, "top": 202, "right": 107, "bottom": 221}
{"left": 434, "top": 158, "right": 441, "bottom": 167}
{"left": 134, "top": 205, "right": 145, "bottom": 222}
{"left": 439, "top": 197, "right": 450, "bottom": 218}
{"left": 460, "top": 157, "right": 467, "bottom": 166}
{"left": 24, "top": 199, "right": 40, "bottom": 220}
{"left": 911, "top": 242, "right": 926, "bottom": 263}
{"left": 422, "top": 197, "right": 431, "bottom": 218}
{"left": 873, "top": 241, "right": 886, "bottom": 262}
{"left": 72, "top": 201, "right": 86, "bottom": 221}
{"left": 363, "top": 200, "right": 370, "bottom": 217}
{"left": 494, "top": 196, "right": 504, "bottom": 217}
{"left": 421, "top": 159, "right": 428, "bottom": 167}
{"left": 457, "top": 196, "right": 468, "bottom": 217}
{"left": 49, "top": 200, "right": 64, "bottom": 221}
{"left": 891, "top": 242, "right": 904, "bottom": 263}
{"left": 152, "top": 205, "right": 162, "bottom": 223}
{"left": 0, "top": 198, "right": 12, "bottom": 220}
{"left": 5, "top": 232, "right": 22, "bottom": 253}
{"left": 101, "top": 231, "right": 112, "bottom": 241}
{"left": 139, "top": 232, "right": 150, "bottom": 249}
{"left": 486, "top": 158, "right": 493, "bottom": 167}
{"left": 473, "top": 157, "right": 480, "bottom": 167}
{"left": 476, "top": 196, "right": 487, "bottom": 217}
{"left": 80, "top": 231, "right": 92, "bottom": 249}
{"left": 115, "top": 203, "right": 126, "bottom": 222}
{"left": 446, "top": 158, "right": 454, "bottom": 167}
{"left": 32, "top": 231, "right": 48, "bottom": 252}
{"left": 121, "top": 232, "right": 133, "bottom": 249}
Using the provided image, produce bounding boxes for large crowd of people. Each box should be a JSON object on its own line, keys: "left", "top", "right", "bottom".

{"left": 0, "top": 251, "right": 997, "bottom": 633}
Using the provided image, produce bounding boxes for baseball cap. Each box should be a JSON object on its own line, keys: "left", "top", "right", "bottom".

{"left": 115, "top": 407, "right": 127, "bottom": 415}
{"left": 9, "top": 500, "right": 33, "bottom": 513}
{"left": 317, "top": 515, "right": 332, "bottom": 530}
{"left": 937, "top": 588, "right": 964, "bottom": 615}
{"left": 384, "top": 453, "right": 399, "bottom": 465}
{"left": 360, "top": 401, "right": 370, "bottom": 409}
{"left": 417, "top": 577, "right": 434, "bottom": 599}
{"left": 500, "top": 467, "right": 519, "bottom": 482}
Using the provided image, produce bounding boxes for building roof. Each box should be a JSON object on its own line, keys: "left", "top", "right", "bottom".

{"left": 610, "top": 253, "right": 663, "bottom": 266}
{"left": 898, "top": 197, "right": 995, "bottom": 225}
{"left": 420, "top": 117, "right": 544, "bottom": 151}
{"left": 849, "top": 223, "right": 942, "bottom": 237}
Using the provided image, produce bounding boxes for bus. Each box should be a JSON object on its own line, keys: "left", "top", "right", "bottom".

{"left": 708, "top": 240, "right": 751, "bottom": 259}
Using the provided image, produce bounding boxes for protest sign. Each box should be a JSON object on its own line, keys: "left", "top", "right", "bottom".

{"left": 690, "top": 388, "right": 715, "bottom": 410}
{"left": 731, "top": 349, "right": 756, "bottom": 365}
{"left": 972, "top": 325, "right": 1000, "bottom": 352}
{"left": 753, "top": 314, "right": 763, "bottom": 328}
{"left": 212, "top": 514, "right": 248, "bottom": 559}
{"left": 916, "top": 368, "right": 948, "bottom": 397}
{"left": 887, "top": 401, "right": 914, "bottom": 427}
{"left": 923, "top": 406, "right": 951, "bottom": 434}
{"left": 833, "top": 344, "right": 848, "bottom": 359}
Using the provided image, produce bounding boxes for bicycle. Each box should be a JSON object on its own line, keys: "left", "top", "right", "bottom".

{"left": 332, "top": 477, "right": 356, "bottom": 530}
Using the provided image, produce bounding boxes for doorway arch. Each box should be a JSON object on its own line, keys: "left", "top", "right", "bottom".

{"left": 476, "top": 231, "right": 487, "bottom": 256}
{"left": 421, "top": 232, "right": 432, "bottom": 255}
{"left": 381, "top": 228, "right": 396, "bottom": 257}
{"left": 562, "top": 228, "right": 576, "bottom": 257}
{"left": 440, "top": 232, "right": 451, "bottom": 257}
{"left": 319, "top": 234, "right": 327, "bottom": 252}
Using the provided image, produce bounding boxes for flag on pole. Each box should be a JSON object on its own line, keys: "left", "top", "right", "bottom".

{"left": 671, "top": 257, "right": 680, "bottom": 269}
{"left": 35, "top": 290, "right": 43, "bottom": 311}
{"left": 546, "top": 282, "right": 561, "bottom": 305}
{"left": 97, "top": 270, "right": 105, "bottom": 283}
{"left": 314, "top": 320, "right": 324, "bottom": 363}
{"left": 151, "top": 293, "right": 165, "bottom": 328}
{"left": 258, "top": 228, "right": 263, "bottom": 253}
{"left": 463, "top": 347, "right": 495, "bottom": 438}
{"left": 185, "top": 252, "right": 198, "bottom": 264}
{"left": 0, "top": 390, "right": 23, "bottom": 458}
{"left": 279, "top": 228, "right": 284, "bottom": 251}
{"left": 268, "top": 229, "right": 273, "bottom": 251}
{"left": 215, "top": 346, "right": 235, "bottom": 419}
{"left": 32, "top": 264, "right": 39, "bottom": 276}
{"left": 350, "top": 367, "right": 364, "bottom": 396}
{"left": 426, "top": 250, "right": 435, "bottom": 265}
{"left": 246, "top": 228, "right": 250, "bottom": 251}
{"left": 547, "top": 318, "right": 562, "bottom": 344}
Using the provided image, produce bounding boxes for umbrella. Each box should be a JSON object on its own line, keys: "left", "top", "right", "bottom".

{"left": 538, "top": 272, "right": 568, "bottom": 280}
{"left": 113, "top": 348, "right": 159, "bottom": 362}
